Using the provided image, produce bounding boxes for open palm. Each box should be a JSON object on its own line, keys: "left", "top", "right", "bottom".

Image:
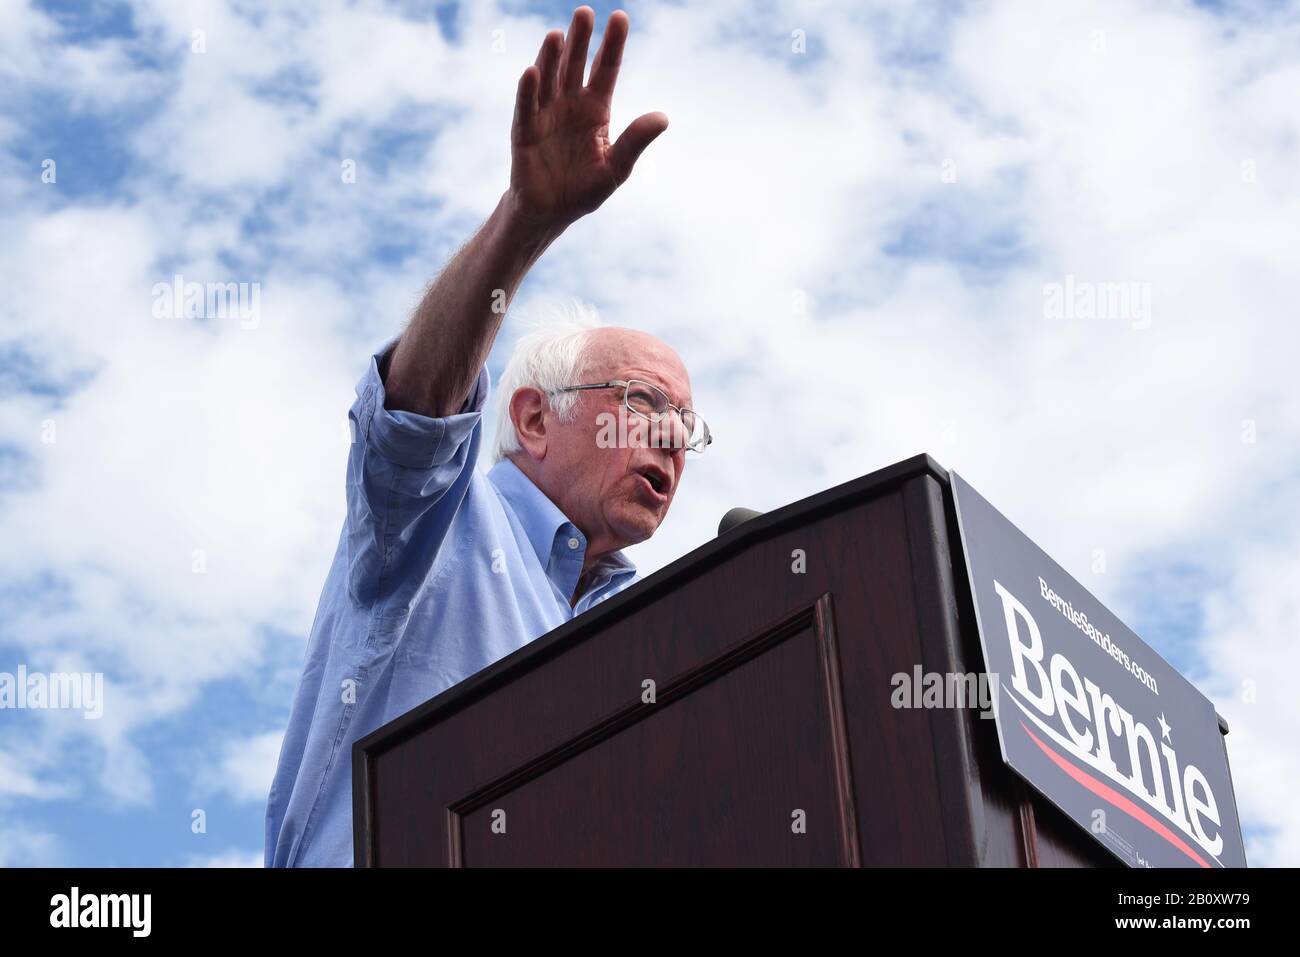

{"left": 510, "top": 8, "right": 668, "bottom": 229}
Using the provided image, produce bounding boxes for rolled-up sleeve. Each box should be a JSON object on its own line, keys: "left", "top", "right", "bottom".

{"left": 354, "top": 341, "right": 490, "bottom": 469}
{"left": 344, "top": 339, "right": 492, "bottom": 610}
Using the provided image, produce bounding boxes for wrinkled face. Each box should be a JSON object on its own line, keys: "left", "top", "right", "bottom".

{"left": 509, "top": 328, "right": 694, "bottom": 554}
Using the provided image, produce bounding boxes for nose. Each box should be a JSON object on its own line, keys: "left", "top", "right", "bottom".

{"left": 659, "top": 409, "right": 690, "bottom": 451}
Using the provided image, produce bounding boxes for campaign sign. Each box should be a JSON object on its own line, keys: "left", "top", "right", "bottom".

{"left": 950, "top": 471, "right": 1247, "bottom": 868}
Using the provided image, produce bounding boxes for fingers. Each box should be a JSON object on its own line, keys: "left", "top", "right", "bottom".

{"left": 534, "top": 28, "right": 562, "bottom": 106}
{"left": 607, "top": 111, "right": 669, "bottom": 186}
{"left": 588, "top": 10, "right": 629, "bottom": 99}
{"left": 557, "top": 6, "right": 594, "bottom": 94}
{"left": 513, "top": 65, "right": 539, "bottom": 133}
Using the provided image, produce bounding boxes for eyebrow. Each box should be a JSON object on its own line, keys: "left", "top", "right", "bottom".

{"left": 623, "top": 373, "right": 692, "bottom": 408}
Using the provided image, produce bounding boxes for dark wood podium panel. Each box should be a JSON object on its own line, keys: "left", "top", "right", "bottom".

{"left": 354, "top": 454, "right": 1117, "bottom": 867}
{"left": 456, "top": 600, "right": 850, "bottom": 866}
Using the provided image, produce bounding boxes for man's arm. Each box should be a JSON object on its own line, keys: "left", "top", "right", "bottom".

{"left": 384, "top": 6, "right": 668, "bottom": 418}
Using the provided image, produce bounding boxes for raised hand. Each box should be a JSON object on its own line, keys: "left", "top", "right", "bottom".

{"left": 508, "top": 7, "right": 668, "bottom": 232}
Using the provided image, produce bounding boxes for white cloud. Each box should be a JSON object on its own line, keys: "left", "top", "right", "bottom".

{"left": 0, "top": 749, "right": 71, "bottom": 800}
{"left": 205, "top": 730, "right": 284, "bottom": 805}
{"left": 0, "top": 819, "right": 62, "bottom": 867}
{"left": 1198, "top": 536, "right": 1300, "bottom": 867}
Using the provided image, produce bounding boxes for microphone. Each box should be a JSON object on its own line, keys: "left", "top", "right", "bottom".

{"left": 718, "top": 507, "right": 763, "bottom": 536}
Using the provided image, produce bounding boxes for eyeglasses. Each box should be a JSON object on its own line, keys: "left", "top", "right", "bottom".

{"left": 549, "top": 379, "right": 713, "bottom": 453}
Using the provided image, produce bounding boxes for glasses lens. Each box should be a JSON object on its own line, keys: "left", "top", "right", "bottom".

{"left": 625, "top": 380, "right": 669, "bottom": 418}
{"left": 624, "top": 381, "right": 709, "bottom": 452}
{"left": 684, "top": 412, "right": 709, "bottom": 452}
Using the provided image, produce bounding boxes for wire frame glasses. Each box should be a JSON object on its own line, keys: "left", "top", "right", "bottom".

{"left": 549, "top": 379, "right": 712, "bottom": 453}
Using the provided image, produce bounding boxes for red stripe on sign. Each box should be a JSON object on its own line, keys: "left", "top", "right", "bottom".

{"left": 1018, "top": 719, "right": 1210, "bottom": 868}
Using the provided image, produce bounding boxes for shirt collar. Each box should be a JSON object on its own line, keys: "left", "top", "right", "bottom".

{"left": 486, "top": 457, "right": 637, "bottom": 589}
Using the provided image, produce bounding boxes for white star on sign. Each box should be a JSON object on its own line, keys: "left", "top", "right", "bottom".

{"left": 1158, "top": 712, "right": 1172, "bottom": 742}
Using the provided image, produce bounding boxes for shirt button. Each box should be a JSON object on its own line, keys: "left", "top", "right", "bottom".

{"left": 567, "top": 537, "right": 580, "bottom": 550}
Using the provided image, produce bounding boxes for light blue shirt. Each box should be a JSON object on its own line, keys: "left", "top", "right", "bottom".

{"left": 265, "top": 342, "right": 640, "bottom": 867}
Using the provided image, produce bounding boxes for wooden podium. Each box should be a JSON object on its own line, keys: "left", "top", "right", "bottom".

{"left": 352, "top": 453, "right": 1116, "bottom": 867}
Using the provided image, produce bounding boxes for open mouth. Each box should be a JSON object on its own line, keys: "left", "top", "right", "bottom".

{"left": 633, "top": 464, "right": 671, "bottom": 499}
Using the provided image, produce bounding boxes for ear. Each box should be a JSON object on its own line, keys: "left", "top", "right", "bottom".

{"left": 509, "top": 386, "right": 550, "bottom": 460}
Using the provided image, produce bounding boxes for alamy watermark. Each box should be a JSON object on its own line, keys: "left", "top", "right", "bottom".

{"left": 0, "top": 666, "right": 103, "bottom": 719}
{"left": 891, "top": 666, "right": 998, "bottom": 719}
{"left": 594, "top": 408, "right": 687, "bottom": 449}
{"left": 151, "top": 274, "right": 261, "bottom": 329}
{"left": 1043, "top": 274, "right": 1152, "bottom": 330}
{"left": 50, "top": 887, "right": 150, "bottom": 936}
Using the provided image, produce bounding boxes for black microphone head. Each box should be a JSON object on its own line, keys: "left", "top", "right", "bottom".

{"left": 718, "top": 507, "right": 763, "bottom": 536}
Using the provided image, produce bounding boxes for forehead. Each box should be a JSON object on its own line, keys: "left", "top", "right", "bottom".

{"left": 585, "top": 328, "right": 692, "bottom": 404}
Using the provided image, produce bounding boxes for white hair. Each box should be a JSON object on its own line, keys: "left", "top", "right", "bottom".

{"left": 489, "top": 299, "right": 603, "bottom": 465}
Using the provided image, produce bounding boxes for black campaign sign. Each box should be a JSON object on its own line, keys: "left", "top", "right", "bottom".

{"left": 951, "top": 472, "right": 1247, "bottom": 868}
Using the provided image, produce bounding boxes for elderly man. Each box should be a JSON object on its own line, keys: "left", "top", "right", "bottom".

{"left": 265, "top": 7, "right": 707, "bottom": 867}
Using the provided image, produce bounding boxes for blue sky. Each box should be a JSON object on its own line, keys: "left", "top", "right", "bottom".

{"left": 2, "top": 0, "right": 1299, "bottom": 867}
